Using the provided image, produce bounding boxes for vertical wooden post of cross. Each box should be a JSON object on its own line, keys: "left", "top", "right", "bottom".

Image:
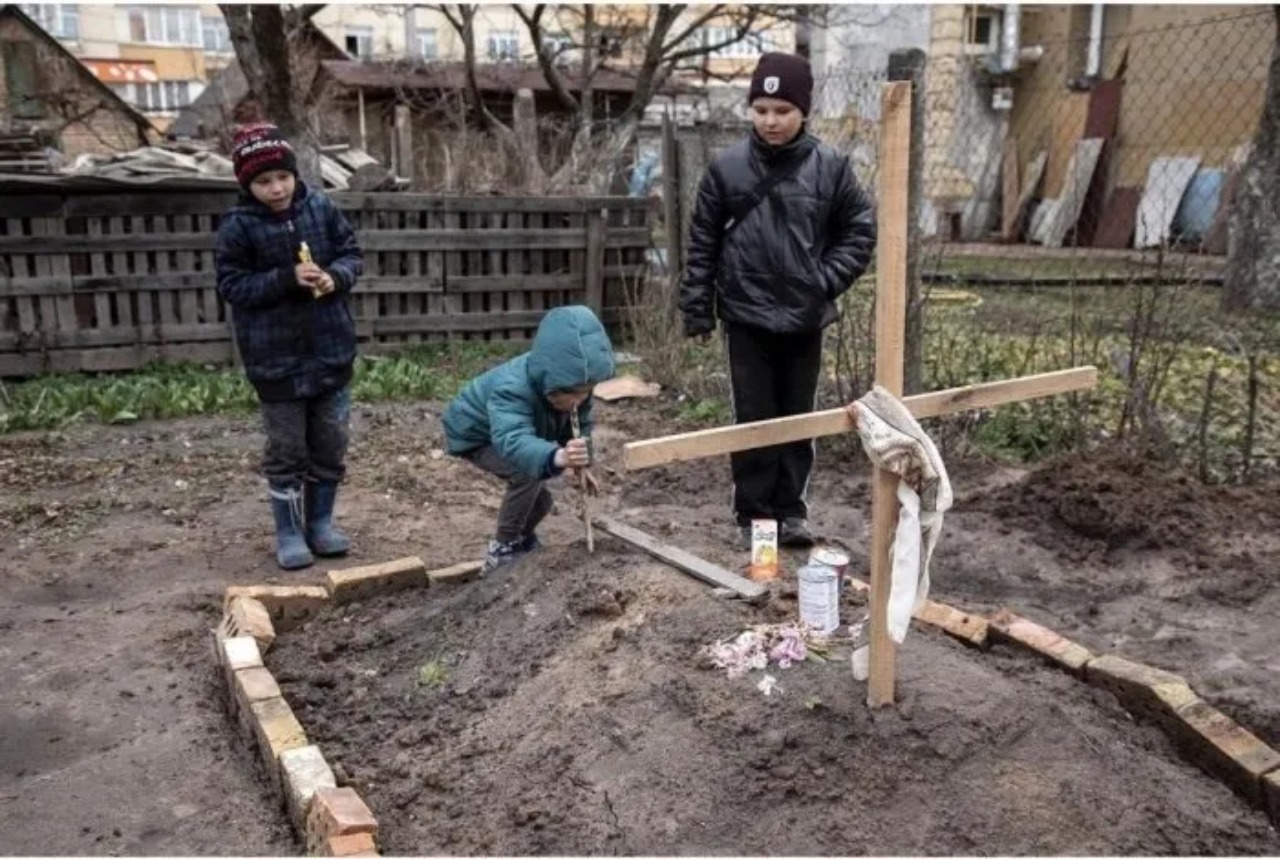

{"left": 867, "top": 81, "right": 913, "bottom": 708}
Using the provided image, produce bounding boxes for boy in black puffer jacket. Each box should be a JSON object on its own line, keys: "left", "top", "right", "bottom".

{"left": 215, "top": 123, "right": 364, "bottom": 570}
{"left": 679, "top": 52, "right": 877, "bottom": 550}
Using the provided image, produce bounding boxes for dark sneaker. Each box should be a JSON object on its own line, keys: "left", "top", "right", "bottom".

{"left": 482, "top": 538, "right": 526, "bottom": 574}
{"left": 519, "top": 533, "right": 543, "bottom": 552}
{"left": 779, "top": 518, "right": 816, "bottom": 548}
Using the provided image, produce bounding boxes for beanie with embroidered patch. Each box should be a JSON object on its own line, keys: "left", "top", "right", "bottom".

{"left": 748, "top": 52, "right": 814, "bottom": 116}
{"left": 231, "top": 123, "right": 298, "bottom": 188}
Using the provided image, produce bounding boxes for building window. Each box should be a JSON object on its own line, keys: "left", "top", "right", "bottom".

{"left": 128, "top": 6, "right": 201, "bottom": 47}
{"left": 965, "top": 9, "right": 1001, "bottom": 53}
{"left": 540, "top": 32, "right": 571, "bottom": 63}
{"left": 486, "top": 30, "right": 519, "bottom": 61}
{"left": 702, "top": 26, "right": 772, "bottom": 59}
{"left": 345, "top": 26, "right": 373, "bottom": 59}
{"left": 201, "top": 16, "right": 230, "bottom": 53}
{"left": 20, "top": 4, "right": 80, "bottom": 40}
{"left": 111, "top": 79, "right": 203, "bottom": 113}
{"left": 416, "top": 28, "right": 437, "bottom": 60}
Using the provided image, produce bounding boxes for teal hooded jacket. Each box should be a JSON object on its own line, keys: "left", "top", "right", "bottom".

{"left": 442, "top": 306, "right": 616, "bottom": 478}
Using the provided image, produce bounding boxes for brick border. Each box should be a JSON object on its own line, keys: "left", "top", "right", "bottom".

{"left": 844, "top": 581, "right": 1280, "bottom": 825}
{"left": 222, "top": 558, "right": 1280, "bottom": 853}
{"left": 214, "top": 555, "right": 480, "bottom": 855}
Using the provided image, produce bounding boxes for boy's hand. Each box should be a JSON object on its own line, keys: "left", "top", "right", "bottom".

{"left": 313, "top": 272, "right": 336, "bottom": 296}
{"left": 295, "top": 262, "right": 325, "bottom": 286}
{"left": 845, "top": 403, "right": 861, "bottom": 429}
{"left": 555, "top": 438, "right": 591, "bottom": 469}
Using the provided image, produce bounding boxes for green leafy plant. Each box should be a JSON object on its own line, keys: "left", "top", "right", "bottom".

{"left": 0, "top": 342, "right": 520, "bottom": 435}
{"left": 416, "top": 658, "right": 449, "bottom": 690}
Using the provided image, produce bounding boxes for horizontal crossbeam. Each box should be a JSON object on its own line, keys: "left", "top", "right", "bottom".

{"left": 622, "top": 366, "right": 1098, "bottom": 471}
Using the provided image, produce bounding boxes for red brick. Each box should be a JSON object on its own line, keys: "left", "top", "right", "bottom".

{"left": 233, "top": 666, "right": 283, "bottom": 735}
{"left": 426, "top": 559, "right": 484, "bottom": 586}
{"left": 915, "top": 600, "right": 989, "bottom": 647}
{"left": 990, "top": 610, "right": 1093, "bottom": 674}
{"left": 215, "top": 635, "right": 264, "bottom": 709}
{"left": 844, "top": 578, "right": 986, "bottom": 647}
{"left": 326, "top": 557, "right": 426, "bottom": 604}
{"left": 1167, "top": 700, "right": 1280, "bottom": 805}
{"left": 1085, "top": 654, "right": 1192, "bottom": 724}
{"left": 223, "top": 585, "right": 330, "bottom": 631}
{"left": 307, "top": 786, "right": 378, "bottom": 855}
{"left": 249, "top": 696, "right": 308, "bottom": 786}
{"left": 325, "top": 833, "right": 378, "bottom": 857}
{"left": 219, "top": 596, "right": 276, "bottom": 653}
{"left": 280, "top": 745, "right": 337, "bottom": 834}
{"left": 1263, "top": 768, "right": 1280, "bottom": 825}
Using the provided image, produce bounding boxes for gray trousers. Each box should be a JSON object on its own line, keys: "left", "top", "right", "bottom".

{"left": 464, "top": 446, "right": 554, "bottom": 543}
{"left": 260, "top": 386, "right": 351, "bottom": 490}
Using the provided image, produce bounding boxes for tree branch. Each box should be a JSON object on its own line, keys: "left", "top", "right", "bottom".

{"left": 515, "top": 3, "right": 580, "bottom": 114}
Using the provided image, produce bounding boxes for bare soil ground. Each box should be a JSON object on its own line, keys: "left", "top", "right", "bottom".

{"left": 1, "top": 397, "right": 1277, "bottom": 855}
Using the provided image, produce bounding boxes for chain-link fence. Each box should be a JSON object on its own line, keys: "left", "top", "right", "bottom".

{"left": 650, "top": 6, "right": 1278, "bottom": 483}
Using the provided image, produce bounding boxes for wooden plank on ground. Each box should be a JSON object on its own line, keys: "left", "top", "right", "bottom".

{"left": 621, "top": 367, "right": 1099, "bottom": 471}
{"left": 594, "top": 516, "right": 766, "bottom": 600}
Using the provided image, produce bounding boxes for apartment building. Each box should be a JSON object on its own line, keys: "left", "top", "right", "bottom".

{"left": 18, "top": 2, "right": 232, "bottom": 132}
{"left": 18, "top": 3, "right": 788, "bottom": 134}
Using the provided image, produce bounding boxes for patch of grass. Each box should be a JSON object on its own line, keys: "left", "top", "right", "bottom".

{"left": 0, "top": 341, "right": 520, "bottom": 435}
{"left": 416, "top": 658, "right": 449, "bottom": 690}
{"left": 677, "top": 397, "right": 731, "bottom": 425}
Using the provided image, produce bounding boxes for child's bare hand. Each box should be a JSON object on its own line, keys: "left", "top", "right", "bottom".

{"left": 555, "top": 438, "right": 591, "bottom": 469}
{"left": 313, "top": 272, "right": 336, "bottom": 295}
{"left": 845, "top": 403, "right": 860, "bottom": 429}
{"left": 295, "top": 262, "right": 324, "bottom": 285}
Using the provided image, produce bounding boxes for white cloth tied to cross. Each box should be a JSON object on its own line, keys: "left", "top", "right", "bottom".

{"left": 852, "top": 385, "right": 953, "bottom": 644}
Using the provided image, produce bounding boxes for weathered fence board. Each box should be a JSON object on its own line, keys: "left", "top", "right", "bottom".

{"left": 0, "top": 188, "right": 651, "bottom": 377}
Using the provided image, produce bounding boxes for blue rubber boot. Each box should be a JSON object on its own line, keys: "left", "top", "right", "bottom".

{"left": 305, "top": 480, "right": 351, "bottom": 557}
{"left": 269, "top": 485, "right": 314, "bottom": 570}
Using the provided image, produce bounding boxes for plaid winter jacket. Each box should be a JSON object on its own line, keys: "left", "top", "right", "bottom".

{"left": 215, "top": 182, "right": 363, "bottom": 402}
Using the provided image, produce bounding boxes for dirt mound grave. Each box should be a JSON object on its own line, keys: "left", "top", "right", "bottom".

{"left": 270, "top": 543, "right": 1280, "bottom": 855}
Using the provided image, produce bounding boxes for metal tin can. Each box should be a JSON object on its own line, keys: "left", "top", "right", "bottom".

{"left": 797, "top": 562, "right": 840, "bottom": 633}
{"left": 809, "top": 546, "right": 850, "bottom": 579}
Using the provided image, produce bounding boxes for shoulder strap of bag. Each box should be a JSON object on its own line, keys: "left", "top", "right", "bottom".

{"left": 723, "top": 149, "right": 813, "bottom": 235}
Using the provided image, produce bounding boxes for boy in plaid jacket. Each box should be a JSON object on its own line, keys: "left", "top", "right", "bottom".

{"left": 215, "top": 123, "right": 364, "bottom": 570}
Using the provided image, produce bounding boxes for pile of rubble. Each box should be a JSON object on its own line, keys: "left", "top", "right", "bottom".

{"left": 62, "top": 142, "right": 403, "bottom": 191}
{"left": 70, "top": 143, "right": 234, "bottom": 180}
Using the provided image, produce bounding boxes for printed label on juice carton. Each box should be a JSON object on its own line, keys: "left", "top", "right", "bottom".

{"left": 749, "top": 519, "right": 779, "bottom": 581}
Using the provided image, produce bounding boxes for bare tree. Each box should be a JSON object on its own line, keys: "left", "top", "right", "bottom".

{"left": 1223, "top": 5, "right": 1280, "bottom": 313}
{"left": 218, "top": 4, "right": 324, "bottom": 185}
{"left": 429, "top": 4, "right": 804, "bottom": 191}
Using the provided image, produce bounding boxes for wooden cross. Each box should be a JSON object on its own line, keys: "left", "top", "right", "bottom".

{"left": 620, "top": 81, "right": 1098, "bottom": 707}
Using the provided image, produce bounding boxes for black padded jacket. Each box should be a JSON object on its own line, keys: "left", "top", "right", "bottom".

{"left": 679, "top": 130, "right": 876, "bottom": 336}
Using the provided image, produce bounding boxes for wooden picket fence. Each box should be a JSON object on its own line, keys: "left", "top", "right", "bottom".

{"left": 0, "top": 187, "right": 652, "bottom": 378}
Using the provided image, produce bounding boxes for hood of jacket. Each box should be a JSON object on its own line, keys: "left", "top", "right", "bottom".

{"left": 526, "top": 305, "right": 616, "bottom": 395}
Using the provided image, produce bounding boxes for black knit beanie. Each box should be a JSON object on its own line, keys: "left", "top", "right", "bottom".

{"left": 232, "top": 122, "right": 298, "bottom": 189}
{"left": 748, "top": 52, "right": 814, "bottom": 116}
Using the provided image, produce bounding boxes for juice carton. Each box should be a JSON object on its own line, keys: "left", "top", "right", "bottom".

{"left": 749, "top": 519, "right": 779, "bottom": 581}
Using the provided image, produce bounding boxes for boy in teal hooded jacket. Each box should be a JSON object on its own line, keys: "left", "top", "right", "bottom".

{"left": 443, "top": 306, "right": 616, "bottom": 572}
